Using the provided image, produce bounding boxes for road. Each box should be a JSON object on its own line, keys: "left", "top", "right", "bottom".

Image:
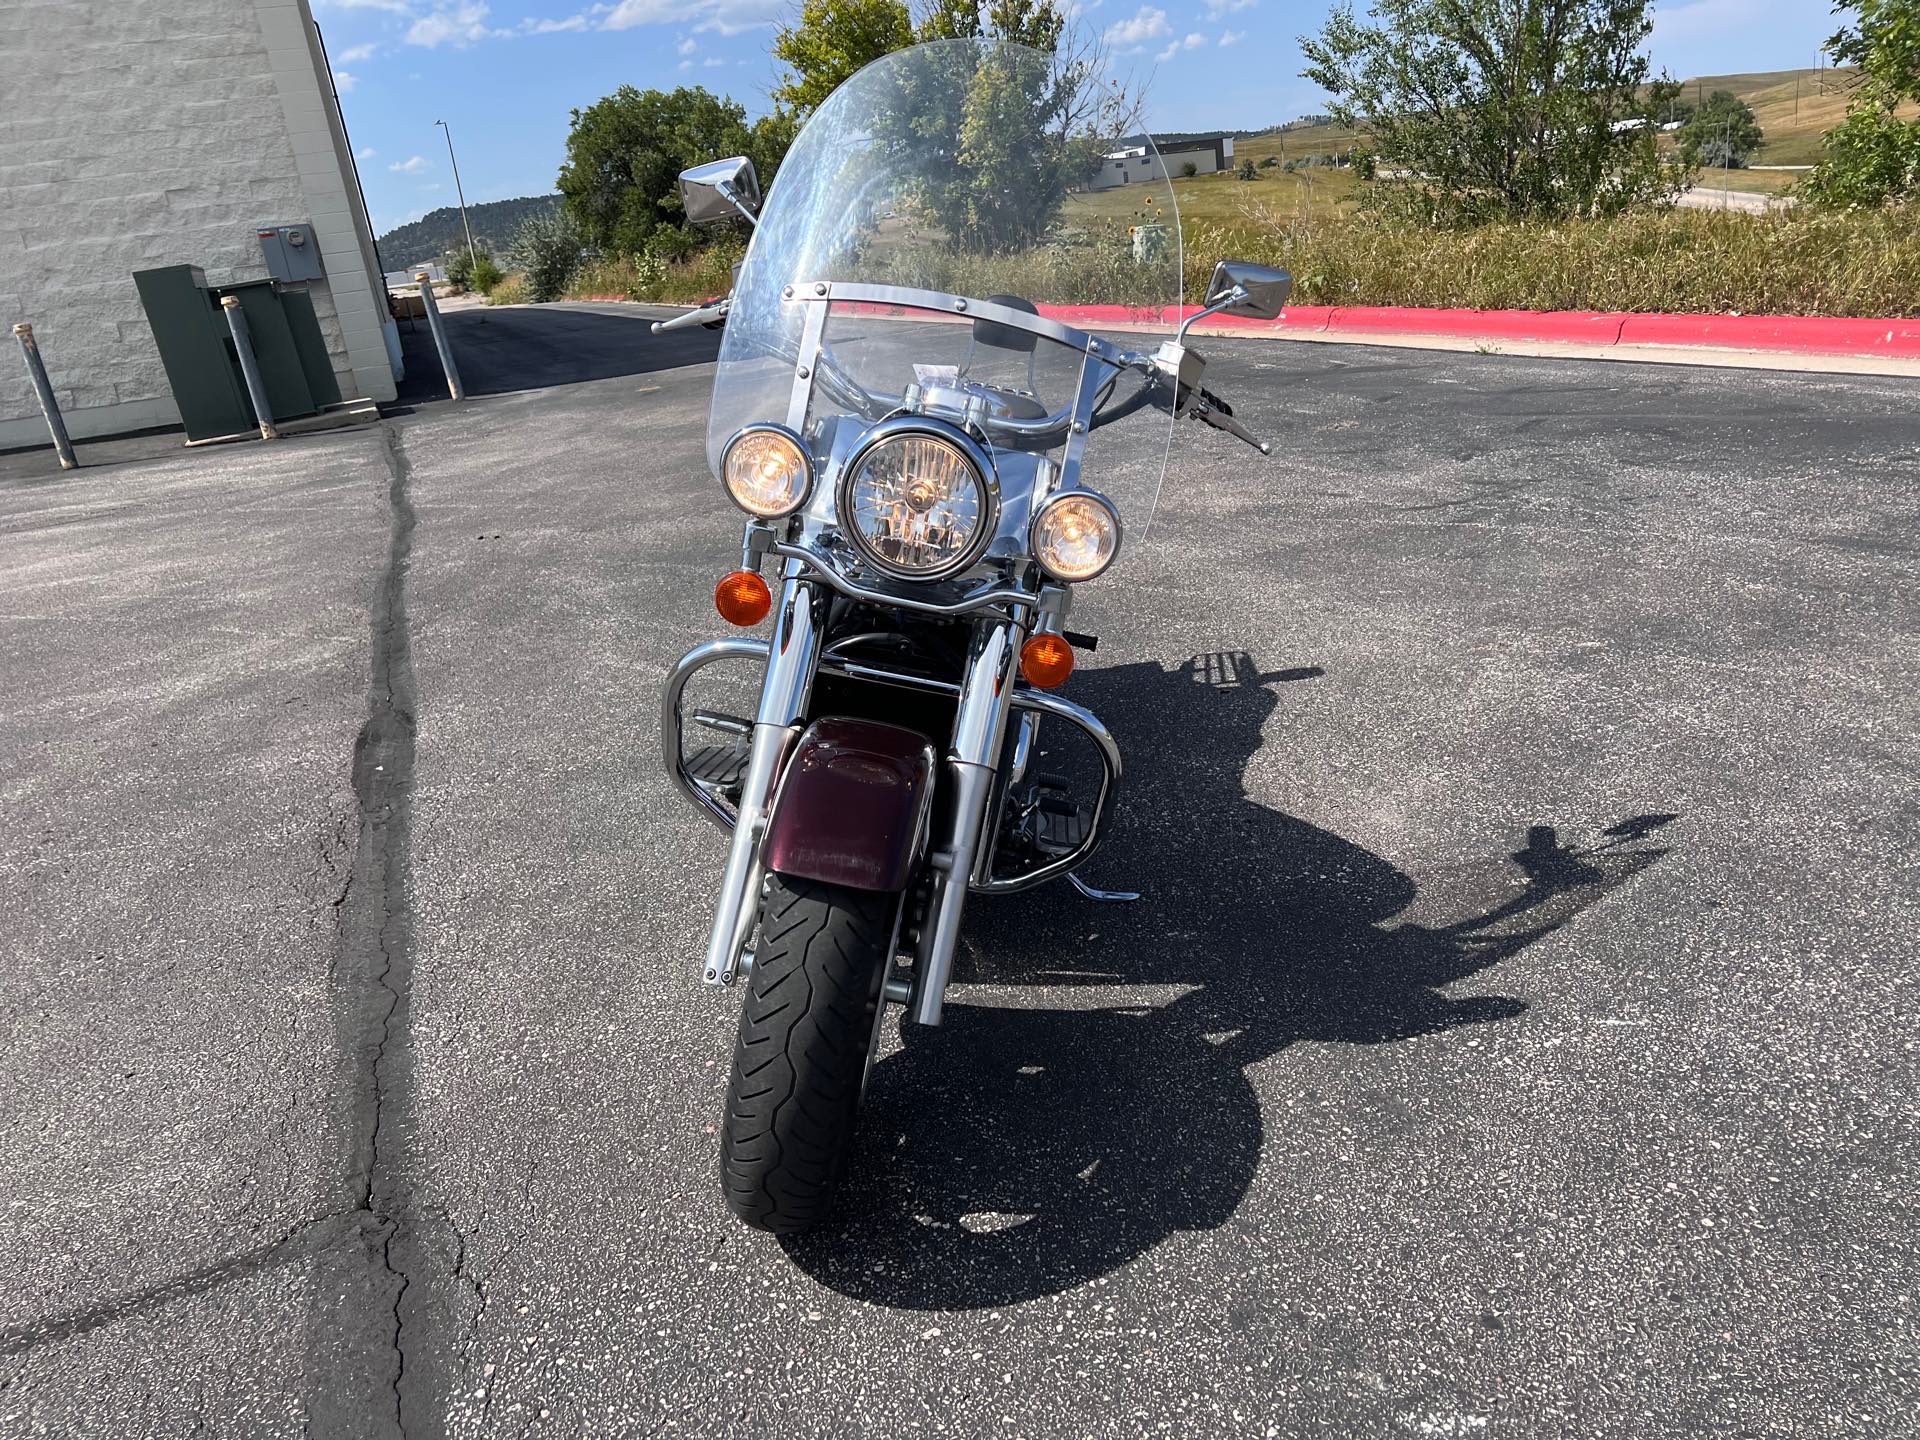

{"left": 2, "top": 302, "right": 1917, "bottom": 1438}
{"left": 1675, "top": 183, "right": 1788, "bottom": 214}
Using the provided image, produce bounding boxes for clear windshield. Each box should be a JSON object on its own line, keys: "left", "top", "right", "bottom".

{"left": 707, "top": 38, "right": 1181, "bottom": 546}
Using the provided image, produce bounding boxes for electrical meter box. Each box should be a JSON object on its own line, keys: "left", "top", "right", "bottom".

{"left": 257, "top": 224, "right": 324, "bottom": 282}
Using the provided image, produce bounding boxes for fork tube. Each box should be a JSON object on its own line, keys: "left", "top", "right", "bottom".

{"left": 909, "top": 616, "right": 1025, "bottom": 1025}
{"left": 702, "top": 562, "right": 823, "bottom": 985}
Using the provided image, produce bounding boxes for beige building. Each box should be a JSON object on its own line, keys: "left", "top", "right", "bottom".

{"left": 0, "top": 0, "right": 397, "bottom": 449}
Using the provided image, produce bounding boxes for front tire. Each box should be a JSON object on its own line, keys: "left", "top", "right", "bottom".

{"left": 720, "top": 875, "right": 894, "bottom": 1232}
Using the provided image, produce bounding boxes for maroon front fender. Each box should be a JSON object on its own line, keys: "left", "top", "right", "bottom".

{"left": 762, "top": 718, "right": 937, "bottom": 893}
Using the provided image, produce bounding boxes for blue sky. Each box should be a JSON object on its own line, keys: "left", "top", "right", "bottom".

{"left": 315, "top": 0, "right": 1842, "bottom": 237}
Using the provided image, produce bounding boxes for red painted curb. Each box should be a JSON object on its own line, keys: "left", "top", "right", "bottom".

{"left": 615, "top": 292, "right": 1920, "bottom": 360}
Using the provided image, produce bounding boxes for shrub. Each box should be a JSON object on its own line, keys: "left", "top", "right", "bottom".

{"left": 1237, "top": 157, "right": 1257, "bottom": 182}
{"left": 508, "top": 211, "right": 584, "bottom": 303}
{"left": 1180, "top": 161, "right": 1198, "bottom": 178}
{"left": 470, "top": 255, "right": 504, "bottom": 294}
{"left": 443, "top": 247, "right": 475, "bottom": 290}
{"left": 1259, "top": 155, "right": 1279, "bottom": 168}
{"left": 486, "top": 274, "right": 528, "bottom": 306}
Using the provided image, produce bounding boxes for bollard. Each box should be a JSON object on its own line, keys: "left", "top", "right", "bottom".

{"left": 415, "top": 272, "right": 465, "bottom": 401}
{"left": 220, "top": 296, "right": 280, "bottom": 440}
{"left": 12, "top": 323, "right": 78, "bottom": 469}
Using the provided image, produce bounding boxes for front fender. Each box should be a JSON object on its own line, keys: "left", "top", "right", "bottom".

{"left": 762, "top": 718, "right": 936, "bottom": 893}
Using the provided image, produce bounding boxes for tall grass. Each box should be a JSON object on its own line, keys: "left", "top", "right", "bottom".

{"left": 566, "top": 244, "right": 746, "bottom": 304}
{"left": 1187, "top": 206, "right": 1920, "bottom": 316}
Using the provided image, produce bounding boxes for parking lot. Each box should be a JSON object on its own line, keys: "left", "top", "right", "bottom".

{"left": 3, "top": 303, "right": 1917, "bottom": 1437}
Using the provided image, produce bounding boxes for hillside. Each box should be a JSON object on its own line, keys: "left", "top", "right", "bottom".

{"left": 1244, "top": 67, "right": 1904, "bottom": 171}
{"left": 376, "top": 194, "right": 562, "bottom": 268}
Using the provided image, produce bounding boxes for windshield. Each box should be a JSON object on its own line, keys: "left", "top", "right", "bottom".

{"left": 707, "top": 38, "right": 1182, "bottom": 548}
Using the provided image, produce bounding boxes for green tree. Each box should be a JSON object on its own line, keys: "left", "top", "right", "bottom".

{"left": 1300, "top": 0, "right": 1691, "bottom": 223}
{"left": 1237, "top": 156, "right": 1258, "bottom": 180}
{"left": 1805, "top": 0, "right": 1920, "bottom": 208}
{"left": 1682, "top": 90, "right": 1763, "bottom": 167}
{"left": 772, "top": 0, "right": 915, "bottom": 118}
{"left": 557, "top": 85, "right": 790, "bottom": 255}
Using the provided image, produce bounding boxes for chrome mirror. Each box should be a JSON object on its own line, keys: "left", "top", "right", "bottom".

{"left": 678, "top": 157, "right": 761, "bottom": 227}
{"left": 1205, "top": 260, "right": 1291, "bottom": 319}
{"left": 1176, "top": 259, "right": 1292, "bottom": 343}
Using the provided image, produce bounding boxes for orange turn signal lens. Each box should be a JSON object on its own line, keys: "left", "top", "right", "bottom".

{"left": 714, "top": 570, "right": 772, "bottom": 627}
{"left": 1020, "top": 632, "right": 1075, "bottom": 689}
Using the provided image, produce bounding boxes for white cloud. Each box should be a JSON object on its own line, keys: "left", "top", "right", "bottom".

{"left": 316, "top": 0, "right": 412, "bottom": 12}
{"left": 678, "top": 57, "right": 693, "bottom": 69}
{"left": 390, "top": 154, "right": 430, "bottom": 173}
{"left": 701, "top": 55, "right": 725, "bottom": 65}
{"left": 677, "top": 34, "right": 697, "bottom": 53}
{"left": 1105, "top": 6, "right": 1169, "bottom": 49}
{"left": 1217, "top": 28, "right": 1243, "bottom": 46}
{"left": 338, "top": 42, "right": 378, "bottom": 62}
{"left": 332, "top": 69, "right": 358, "bottom": 91}
{"left": 522, "top": 13, "right": 588, "bottom": 30}
{"left": 1153, "top": 30, "right": 1206, "bottom": 62}
{"left": 1204, "top": 0, "right": 1253, "bottom": 14}
{"left": 598, "top": 0, "right": 780, "bottom": 35}
{"left": 406, "top": 1, "right": 504, "bottom": 46}
{"left": 357, "top": 145, "right": 378, "bottom": 159}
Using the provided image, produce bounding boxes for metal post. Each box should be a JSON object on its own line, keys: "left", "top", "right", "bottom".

{"left": 436, "top": 120, "right": 478, "bottom": 273}
{"left": 220, "top": 296, "right": 280, "bottom": 440}
{"left": 12, "top": 323, "right": 78, "bottom": 469}
{"left": 415, "top": 272, "right": 465, "bottom": 401}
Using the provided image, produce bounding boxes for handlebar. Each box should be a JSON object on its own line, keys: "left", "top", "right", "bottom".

{"left": 652, "top": 299, "right": 729, "bottom": 335}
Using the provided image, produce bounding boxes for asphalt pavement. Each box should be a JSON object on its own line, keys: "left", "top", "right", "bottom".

{"left": 2, "top": 301, "right": 1917, "bottom": 1438}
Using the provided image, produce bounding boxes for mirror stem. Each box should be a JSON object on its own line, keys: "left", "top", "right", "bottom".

{"left": 1175, "top": 285, "right": 1249, "bottom": 345}
{"left": 717, "top": 182, "right": 760, "bottom": 229}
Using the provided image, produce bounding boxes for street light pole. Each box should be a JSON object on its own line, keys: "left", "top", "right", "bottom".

{"left": 436, "top": 118, "right": 478, "bottom": 273}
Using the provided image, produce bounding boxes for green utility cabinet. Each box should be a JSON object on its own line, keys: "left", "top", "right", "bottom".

{"left": 133, "top": 265, "right": 341, "bottom": 441}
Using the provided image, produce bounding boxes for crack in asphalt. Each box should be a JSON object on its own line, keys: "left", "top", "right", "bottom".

{"left": 339, "top": 422, "right": 427, "bottom": 1439}
{"left": 0, "top": 1211, "right": 372, "bottom": 1359}
{"left": 0, "top": 426, "right": 429, "bottom": 1406}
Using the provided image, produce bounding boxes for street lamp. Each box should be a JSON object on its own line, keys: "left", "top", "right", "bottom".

{"left": 435, "top": 118, "right": 478, "bottom": 274}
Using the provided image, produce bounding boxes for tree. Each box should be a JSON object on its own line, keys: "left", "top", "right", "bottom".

{"left": 1300, "top": 0, "right": 1691, "bottom": 223}
{"left": 1237, "top": 156, "right": 1258, "bottom": 180}
{"left": 772, "top": 0, "right": 915, "bottom": 119}
{"left": 1805, "top": 0, "right": 1920, "bottom": 208}
{"left": 557, "top": 86, "right": 790, "bottom": 255}
{"left": 1682, "top": 90, "right": 1763, "bottom": 167}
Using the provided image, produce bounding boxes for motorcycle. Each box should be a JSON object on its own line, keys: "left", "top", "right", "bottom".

{"left": 660, "top": 37, "right": 1288, "bottom": 1232}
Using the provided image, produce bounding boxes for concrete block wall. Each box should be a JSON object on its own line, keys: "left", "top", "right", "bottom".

{"left": 0, "top": 0, "right": 396, "bottom": 449}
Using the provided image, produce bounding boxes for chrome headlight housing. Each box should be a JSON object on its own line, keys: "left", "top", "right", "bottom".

{"left": 835, "top": 419, "right": 998, "bottom": 581}
{"left": 720, "top": 424, "right": 812, "bottom": 518}
{"left": 1031, "top": 489, "right": 1121, "bottom": 582}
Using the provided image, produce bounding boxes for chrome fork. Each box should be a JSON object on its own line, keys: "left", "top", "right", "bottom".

{"left": 701, "top": 561, "right": 823, "bottom": 986}
{"left": 908, "top": 615, "right": 1026, "bottom": 1025}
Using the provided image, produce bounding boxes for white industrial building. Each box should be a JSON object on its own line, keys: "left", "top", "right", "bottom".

{"left": 0, "top": 0, "right": 398, "bottom": 449}
{"left": 1089, "top": 137, "right": 1237, "bottom": 191}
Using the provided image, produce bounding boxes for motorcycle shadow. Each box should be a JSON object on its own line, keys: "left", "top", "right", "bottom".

{"left": 780, "top": 652, "right": 1677, "bottom": 1309}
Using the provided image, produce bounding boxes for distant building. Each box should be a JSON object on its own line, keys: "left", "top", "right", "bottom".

{"left": 1089, "top": 137, "right": 1237, "bottom": 191}
{"left": 1, "top": 0, "right": 398, "bottom": 449}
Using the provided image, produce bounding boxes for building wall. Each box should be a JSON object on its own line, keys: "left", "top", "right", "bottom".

{"left": 0, "top": 0, "right": 395, "bottom": 449}
{"left": 1087, "top": 139, "right": 1234, "bottom": 192}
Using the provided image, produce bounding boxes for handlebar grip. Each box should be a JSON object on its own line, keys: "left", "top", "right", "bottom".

{"left": 652, "top": 304, "right": 724, "bottom": 335}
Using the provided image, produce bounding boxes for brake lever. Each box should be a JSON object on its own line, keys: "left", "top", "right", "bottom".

{"left": 1184, "top": 386, "right": 1271, "bottom": 455}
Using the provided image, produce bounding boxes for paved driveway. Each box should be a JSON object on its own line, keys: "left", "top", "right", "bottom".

{"left": 2, "top": 304, "right": 1917, "bottom": 1437}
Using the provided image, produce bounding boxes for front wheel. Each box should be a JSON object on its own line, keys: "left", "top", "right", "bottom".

{"left": 720, "top": 875, "right": 894, "bottom": 1232}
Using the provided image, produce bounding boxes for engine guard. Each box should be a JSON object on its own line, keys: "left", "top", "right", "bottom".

{"left": 762, "top": 718, "right": 937, "bottom": 893}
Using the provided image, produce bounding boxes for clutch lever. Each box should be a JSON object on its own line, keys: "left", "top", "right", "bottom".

{"left": 1186, "top": 385, "right": 1271, "bottom": 456}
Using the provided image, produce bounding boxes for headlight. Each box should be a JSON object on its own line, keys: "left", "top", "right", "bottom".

{"left": 837, "top": 421, "right": 997, "bottom": 581}
{"left": 721, "top": 425, "right": 812, "bottom": 518}
{"left": 1032, "top": 490, "right": 1121, "bottom": 582}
